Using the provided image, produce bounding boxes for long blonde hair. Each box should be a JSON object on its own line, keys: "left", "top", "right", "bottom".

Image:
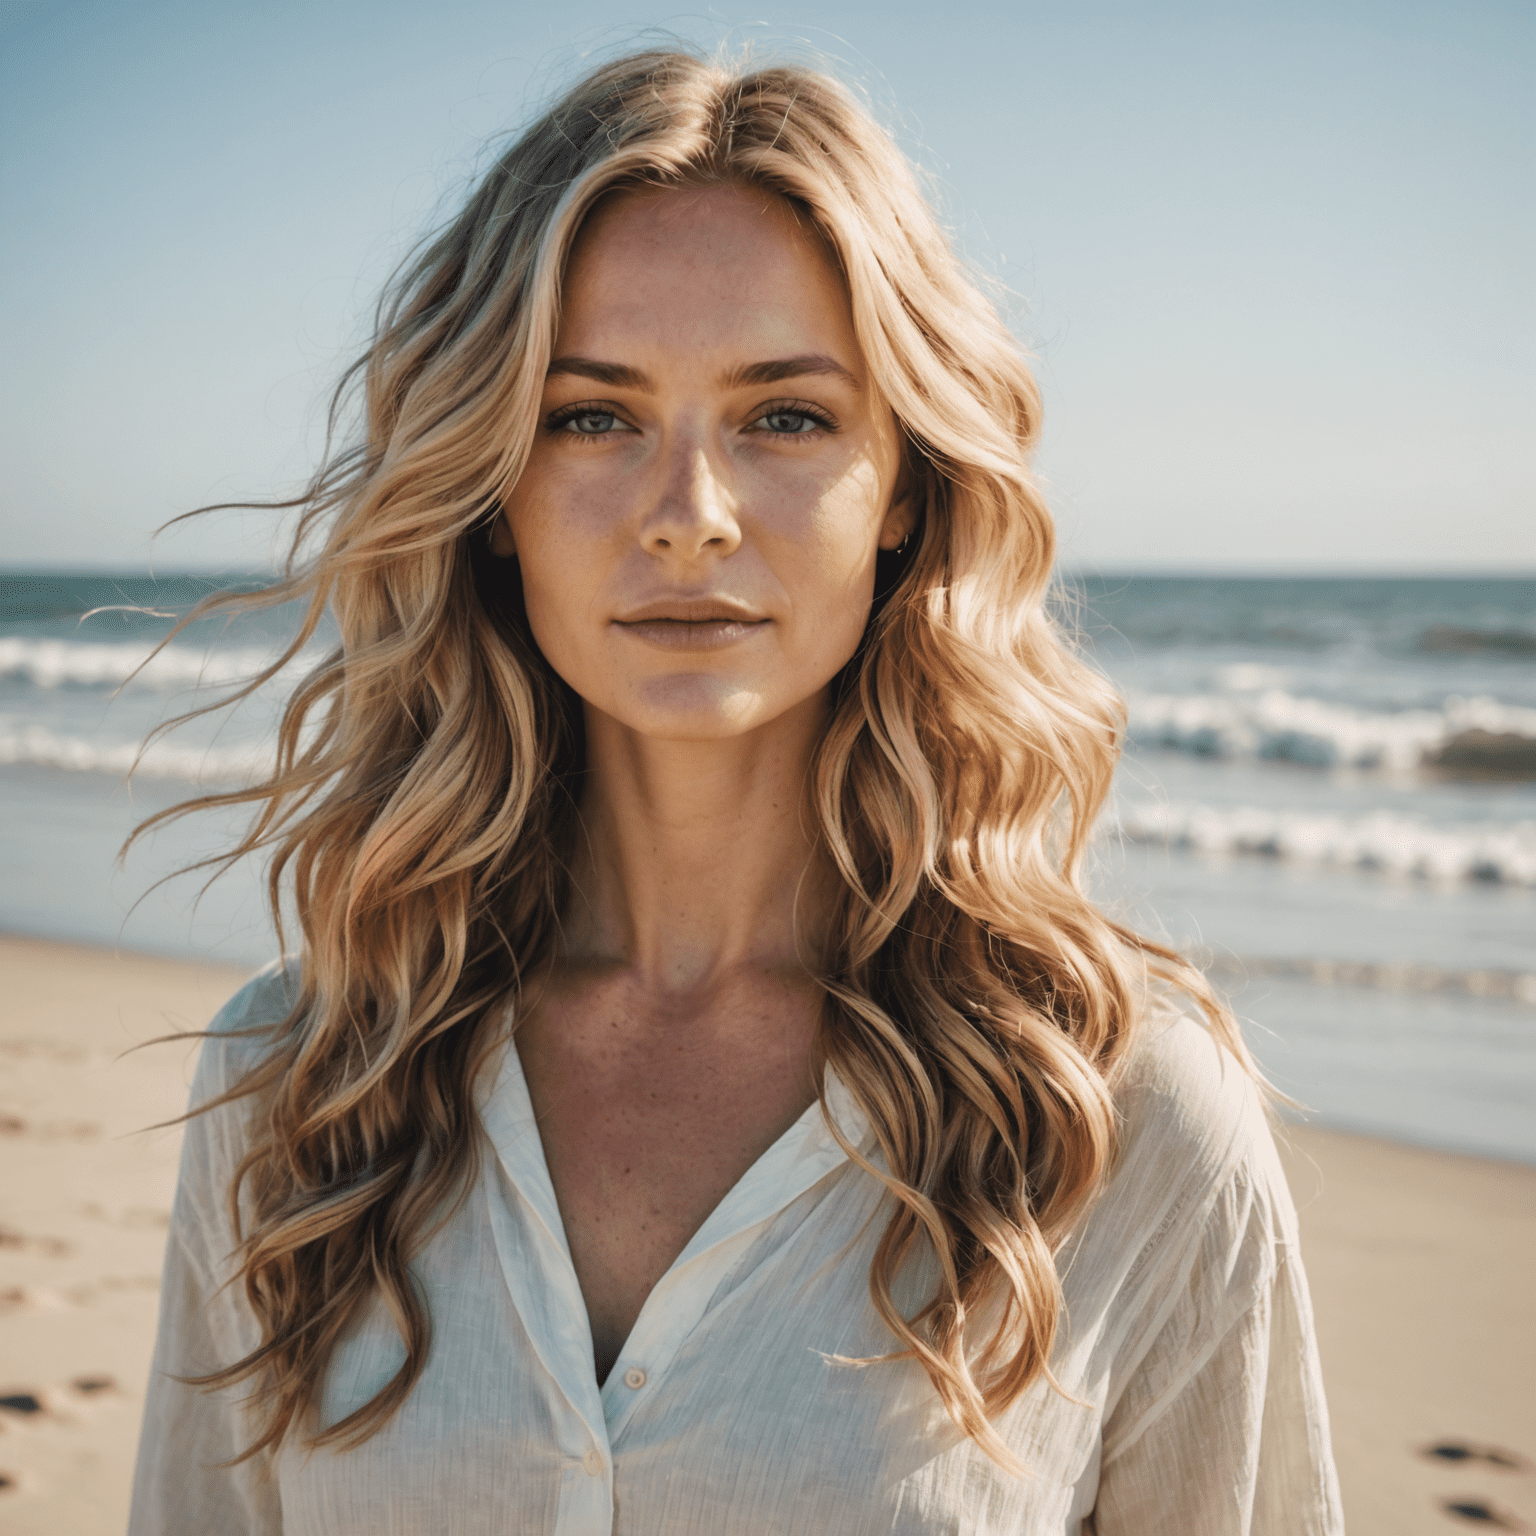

{"left": 143, "top": 48, "right": 1250, "bottom": 1468}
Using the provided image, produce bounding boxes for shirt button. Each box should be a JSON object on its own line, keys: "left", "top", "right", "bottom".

{"left": 582, "top": 1448, "right": 604, "bottom": 1477}
{"left": 622, "top": 1367, "right": 647, "bottom": 1390}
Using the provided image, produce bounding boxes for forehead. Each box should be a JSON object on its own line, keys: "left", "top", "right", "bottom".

{"left": 556, "top": 183, "right": 859, "bottom": 363}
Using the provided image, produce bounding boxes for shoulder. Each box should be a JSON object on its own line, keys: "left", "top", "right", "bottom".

{"left": 1066, "top": 1002, "right": 1295, "bottom": 1322}
{"left": 190, "top": 955, "right": 303, "bottom": 1101}
{"left": 171, "top": 957, "right": 302, "bottom": 1244}
{"left": 1110, "top": 1002, "right": 1272, "bottom": 1199}
{"left": 209, "top": 954, "right": 302, "bottom": 1031}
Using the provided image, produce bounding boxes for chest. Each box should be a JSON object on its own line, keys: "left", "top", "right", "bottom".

{"left": 513, "top": 969, "right": 821, "bottom": 1376}
{"left": 282, "top": 1163, "right": 1104, "bottom": 1536}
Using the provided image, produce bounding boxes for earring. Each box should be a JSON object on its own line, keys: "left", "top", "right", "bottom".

{"left": 894, "top": 532, "right": 911, "bottom": 556}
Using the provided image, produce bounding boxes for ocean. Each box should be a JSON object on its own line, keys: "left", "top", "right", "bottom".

{"left": 2, "top": 571, "right": 1533, "bottom": 1162}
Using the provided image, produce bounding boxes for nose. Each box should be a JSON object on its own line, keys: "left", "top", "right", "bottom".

{"left": 640, "top": 439, "right": 741, "bottom": 561}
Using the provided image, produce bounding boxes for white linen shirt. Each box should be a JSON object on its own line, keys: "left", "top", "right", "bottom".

{"left": 129, "top": 959, "right": 1343, "bottom": 1534}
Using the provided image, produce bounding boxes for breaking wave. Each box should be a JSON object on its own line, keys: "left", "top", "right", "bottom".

{"left": 0, "top": 636, "right": 316, "bottom": 692}
{"left": 0, "top": 723, "right": 269, "bottom": 783}
{"left": 1127, "top": 688, "right": 1536, "bottom": 775}
{"left": 1113, "top": 799, "right": 1536, "bottom": 887}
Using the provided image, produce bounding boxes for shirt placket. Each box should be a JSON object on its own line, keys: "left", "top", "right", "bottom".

{"left": 478, "top": 1041, "right": 873, "bottom": 1531}
{"left": 478, "top": 1045, "right": 615, "bottom": 1535}
{"left": 599, "top": 1074, "right": 872, "bottom": 1442}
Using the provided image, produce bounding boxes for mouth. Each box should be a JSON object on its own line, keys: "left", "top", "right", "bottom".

{"left": 612, "top": 598, "right": 771, "bottom": 651}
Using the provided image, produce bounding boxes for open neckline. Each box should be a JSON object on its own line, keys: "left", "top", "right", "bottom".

{"left": 475, "top": 1025, "right": 872, "bottom": 1430}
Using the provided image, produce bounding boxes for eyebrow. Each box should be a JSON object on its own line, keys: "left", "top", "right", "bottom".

{"left": 545, "top": 353, "right": 860, "bottom": 392}
{"left": 545, "top": 357, "right": 651, "bottom": 389}
{"left": 727, "top": 354, "right": 860, "bottom": 390}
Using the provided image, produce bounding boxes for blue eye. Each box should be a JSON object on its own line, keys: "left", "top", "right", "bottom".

{"left": 558, "top": 410, "right": 619, "bottom": 436}
{"left": 757, "top": 408, "right": 829, "bottom": 436}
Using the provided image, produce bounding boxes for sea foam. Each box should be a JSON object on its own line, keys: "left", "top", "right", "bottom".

{"left": 1113, "top": 799, "right": 1536, "bottom": 886}
{"left": 1127, "top": 687, "right": 1536, "bottom": 773}
{"left": 0, "top": 723, "right": 270, "bottom": 783}
{"left": 0, "top": 636, "right": 313, "bottom": 692}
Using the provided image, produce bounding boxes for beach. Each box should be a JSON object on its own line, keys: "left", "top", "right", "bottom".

{"left": 1, "top": 933, "right": 1531, "bottom": 1535}
{"left": 0, "top": 936, "right": 251, "bottom": 1534}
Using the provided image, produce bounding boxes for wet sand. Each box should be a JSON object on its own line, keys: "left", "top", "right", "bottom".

{"left": 1, "top": 932, "right": 1532, "bottom": 1534}
{"left": 1276, "top": 1127, "right": 1535, "bottom": 1533}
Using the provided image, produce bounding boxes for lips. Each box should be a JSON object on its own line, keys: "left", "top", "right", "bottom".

{"left": 612, "top": 597, "right": 770, "bottom": 651}
{"left": 614, "top": 597, "right": 768, "bottom": 625}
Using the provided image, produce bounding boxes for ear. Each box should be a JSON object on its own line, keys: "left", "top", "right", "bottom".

{"left": 876, "top": 457, "right": 917, "bottom": 552}
{"left": 487, "top": 507, "right": 516, "bottom": 558}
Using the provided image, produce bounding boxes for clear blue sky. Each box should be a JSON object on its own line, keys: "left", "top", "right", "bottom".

{"left": 1, "top": 0, "right": 1531, "bottom": 573}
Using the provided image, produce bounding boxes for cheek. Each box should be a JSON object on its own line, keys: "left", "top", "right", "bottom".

{"left": 802, "top": 455, "right": 888, "bottom": 585}
{"left": 504, "top": 492, "right": 604, "bottom": 678}
{"left": 520, "top": 561, "right": 602, "bottom": 685}
{"left": 779, "top": 461, "right": 887, "bottom": 662}
{"left": 518, "top": 561, "right": 573, "bottom": 662}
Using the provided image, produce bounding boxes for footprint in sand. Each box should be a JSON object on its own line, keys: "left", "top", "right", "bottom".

{"left": 0, "top": 1224, "right": 71, "bottom": 1257}
{"left": 1425, "top": 1442, "right": 1533, "bottom": 1474}
{"left": 0, "top": 1112, "right": 99, "bottom": 1139}
{"left": 0, "top": 1377, "right": 120, "bottom": 1417}
{"left": 0, "top": 1381, "right": 122, "bottom": 1499}
{"left": 1420, "top": 1441, "right": 1533, "bottom": 1531}
{"left": 1439, "top": 1498, "right": 1529, "bottom": 1531}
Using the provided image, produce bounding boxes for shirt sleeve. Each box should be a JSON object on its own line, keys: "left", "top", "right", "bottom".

{"left": 1090, "top": 1124, "right": 1344, "bottom": 1536}
{"left": 127, "top": 962, "right": 297, "bottom": 1536}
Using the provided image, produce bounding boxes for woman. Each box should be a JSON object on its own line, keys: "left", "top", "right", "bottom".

{"left": 129, "top": 49, "right": 1342, "bottom": 1534}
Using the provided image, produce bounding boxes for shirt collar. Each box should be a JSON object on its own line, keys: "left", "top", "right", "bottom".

{"left": 475, "top": 1023, "right": 873, "bottom": 1271}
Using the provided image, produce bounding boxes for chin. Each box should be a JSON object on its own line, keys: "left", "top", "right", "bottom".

{"left": 607, "top": 675, "right": 777, "bottom": 740}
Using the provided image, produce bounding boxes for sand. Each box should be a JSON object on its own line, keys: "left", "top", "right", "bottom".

{"left": 1275, "top": 1129, "right": 1535, "bottom": 1533}
{"left": 1, "top": 933, "right": 1532, "bottom": 1535}
{"left": 0, "top": 935, "right": 252, "bottom": 1535}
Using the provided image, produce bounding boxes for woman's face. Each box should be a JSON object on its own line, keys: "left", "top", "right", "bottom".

{"left": 496, "top": 182, "right": 911, "bottom": 742}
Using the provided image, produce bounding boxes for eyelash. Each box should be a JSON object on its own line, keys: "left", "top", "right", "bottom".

{"left": 545, "top": 402, "right": 629, "bottom": 441}
{"left": 543, "top": 399, "right": 839, "bottom": 441}
{"left": 752, "top": 400, "right": 837, "bottom": 438}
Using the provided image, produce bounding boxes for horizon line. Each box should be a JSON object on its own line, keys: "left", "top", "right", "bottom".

{"left": 3, "top": 561, "right": 1535, "bottom": 582}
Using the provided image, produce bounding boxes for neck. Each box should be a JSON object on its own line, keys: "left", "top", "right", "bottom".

{"left": 560, "top": 693, "right": 834, "bottom": 996}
